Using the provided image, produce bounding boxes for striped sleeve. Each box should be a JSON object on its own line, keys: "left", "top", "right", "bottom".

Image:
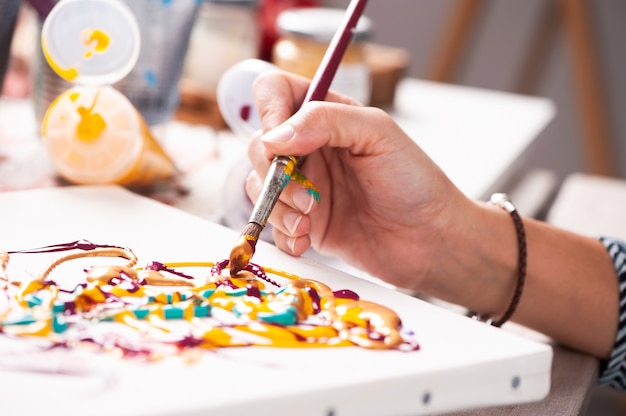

{"left": 597, "top": 237, "right": 626, "bottom": 391}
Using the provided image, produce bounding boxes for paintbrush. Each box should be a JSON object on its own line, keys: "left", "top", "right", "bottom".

{"left": 228, "top": 0, "right": 369, "bottom": 275}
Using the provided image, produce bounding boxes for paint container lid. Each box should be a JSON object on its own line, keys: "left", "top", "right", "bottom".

{"left": 276, "top": 7, "right": 373, "bottom": 43}
{"left": 41, "top": 0, "right": 140, "bottom": 85}
{"left": 217, "top": 58, "right": 279, "bottom": 138}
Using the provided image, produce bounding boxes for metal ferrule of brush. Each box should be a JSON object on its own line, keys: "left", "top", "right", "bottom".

{"left": 249, "top": 155, "right": 297, "bottom": 228}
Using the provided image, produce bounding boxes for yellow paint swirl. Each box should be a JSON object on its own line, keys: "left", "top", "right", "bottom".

{"left": 40, "top": 28, "right": 110, "bottom": 82}
{"left": 82, "top": 28, "right": 110, "bottom": 59}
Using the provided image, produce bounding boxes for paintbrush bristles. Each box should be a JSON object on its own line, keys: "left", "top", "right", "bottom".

{"left": 241, "top": 222, "right": 262, "bottom": 241}
{"left": 229, "top": 222, "right": 262, "bottom": 276}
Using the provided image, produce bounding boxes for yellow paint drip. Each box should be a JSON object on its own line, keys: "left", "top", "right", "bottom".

{"left": 75, "top": 91, "right": 107, "bottom": 142}
{"left": 76, "top": 106, "right": 107, "bottom": 142}
{"left": 82, "top": 28, "right": 110, "bottom": 59}
{"left": 337, "top": 304, "right": 367, "bottom": 327}
{"left": 110, "top": 285, "right": 146, "bottom": 298}
{"left": 74, "top": 285, "right": 107, "bottom": 311}
{"left": 41, "top": 37, "right": 79, "bottom": 82}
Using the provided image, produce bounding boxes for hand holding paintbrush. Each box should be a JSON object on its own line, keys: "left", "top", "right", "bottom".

{"left": 228, "top": 0, "right": 369, "bottom": 275}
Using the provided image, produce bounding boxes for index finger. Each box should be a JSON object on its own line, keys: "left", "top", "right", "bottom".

{"left": 252, "top": 71, "right": 360, "bottom": 133}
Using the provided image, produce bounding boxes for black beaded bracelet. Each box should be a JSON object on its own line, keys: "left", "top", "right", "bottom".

{"left": 469, "top": 193, "right": 527, "bottom": 327}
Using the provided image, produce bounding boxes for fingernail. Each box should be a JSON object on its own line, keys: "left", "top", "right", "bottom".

{"left": 283, "top": 211, "right": 302, "bottom": 236}
{"left": 293, "top": 188, "right": 315, "bottom": 214}
{"left": 262, "top": 124, "right": 295, "bottom": 143}
{"left": 287, "top": 237, "right": 297, "bottom": 254}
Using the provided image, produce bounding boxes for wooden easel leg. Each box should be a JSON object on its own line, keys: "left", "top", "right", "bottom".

{"left": 514, "top": 1, "right": 559, "bottom": 95}
{"left": 427, "top": 0, "right": 485, "bottom": 83}
{"left": 558, "top": 0, "right": 616, "bottom": 176}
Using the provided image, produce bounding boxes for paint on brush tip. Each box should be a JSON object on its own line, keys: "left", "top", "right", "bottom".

{"left": 290, "top": 170, "right": 320, "bottom": 203}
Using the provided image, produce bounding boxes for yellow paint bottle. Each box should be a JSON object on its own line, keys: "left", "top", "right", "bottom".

{"left": 42, "top": 85, "right": 176, "bottom": 186}
{"left": 39, "top": 0, "right": 177, "bottom": 187}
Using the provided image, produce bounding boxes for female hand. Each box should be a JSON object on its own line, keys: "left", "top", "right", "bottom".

{"left": 245, "top": 71, "right": 474, "bottom": 293}
{"left": 246, "top": 71, "right": 621, "bottom": 359}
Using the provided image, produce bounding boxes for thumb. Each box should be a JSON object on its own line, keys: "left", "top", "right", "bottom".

{"left": 260, "top": 101, "right": 399, "bottom": 157}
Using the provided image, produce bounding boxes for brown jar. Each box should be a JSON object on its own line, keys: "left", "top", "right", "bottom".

{"left": 272, "top": 7, "right": 373, "bottom": 105}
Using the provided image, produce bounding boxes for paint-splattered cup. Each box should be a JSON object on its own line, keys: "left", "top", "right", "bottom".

{"left": 34, "top": 0, "right": 201, "bottom": 128}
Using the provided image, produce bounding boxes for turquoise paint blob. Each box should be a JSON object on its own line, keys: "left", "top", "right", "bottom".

{"left": 308, "top": 187, "right": 321, "bottom": 203}
{"left": 144, "top": 69, "right": 158, "bottom": 87}
{"left": 2, "top": 314, "right": 36, "bottom": 326}
{"left": 257, "top": 305, "right": 297, "bottom": 326}
{"left": 53, "top": 314, "right": 68, "bottom": 333}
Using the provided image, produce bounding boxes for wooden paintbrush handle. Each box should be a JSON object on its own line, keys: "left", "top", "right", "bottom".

{"left": 303, "top": 0, "right": 369, "bottom": 104}
{"left": 247, "top": 0, "right": 368, "bottom": 233}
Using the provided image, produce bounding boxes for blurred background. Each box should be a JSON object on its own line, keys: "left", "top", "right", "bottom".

{"left": 323, "top": 0, "right": 626, "bottom": 183}
{"left": 4, "top": 0, "right": 626, "bottom": 185}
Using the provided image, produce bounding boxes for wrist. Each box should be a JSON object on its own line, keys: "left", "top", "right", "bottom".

{"left": 428, "top": 196, "right": 520, "bottom": 318}
{"left": 469, "top": 194, "right": 527, "bottom": 326}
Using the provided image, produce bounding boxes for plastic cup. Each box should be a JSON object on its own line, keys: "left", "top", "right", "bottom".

{"left": 38, "top": 0, "right": 179, "bottom": 187}
{"left": 35, "top": 0, "right": 200, "bottom": 127}
{"left": 116, "top": 0, "right": 200, "bottom": 126}
{"left": 34, "top": 0, "right": 141, "bottom": 124}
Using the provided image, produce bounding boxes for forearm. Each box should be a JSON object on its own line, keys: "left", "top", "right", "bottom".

{"left": 429, "top": 199, "right": 619, "bottom": 359}
{"left": 513, "top": 217, "right": 619, "bottom": 359}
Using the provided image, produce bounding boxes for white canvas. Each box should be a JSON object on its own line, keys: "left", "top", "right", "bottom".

{"left": 0, "top": 185, "right": 552, "bottom": 416}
